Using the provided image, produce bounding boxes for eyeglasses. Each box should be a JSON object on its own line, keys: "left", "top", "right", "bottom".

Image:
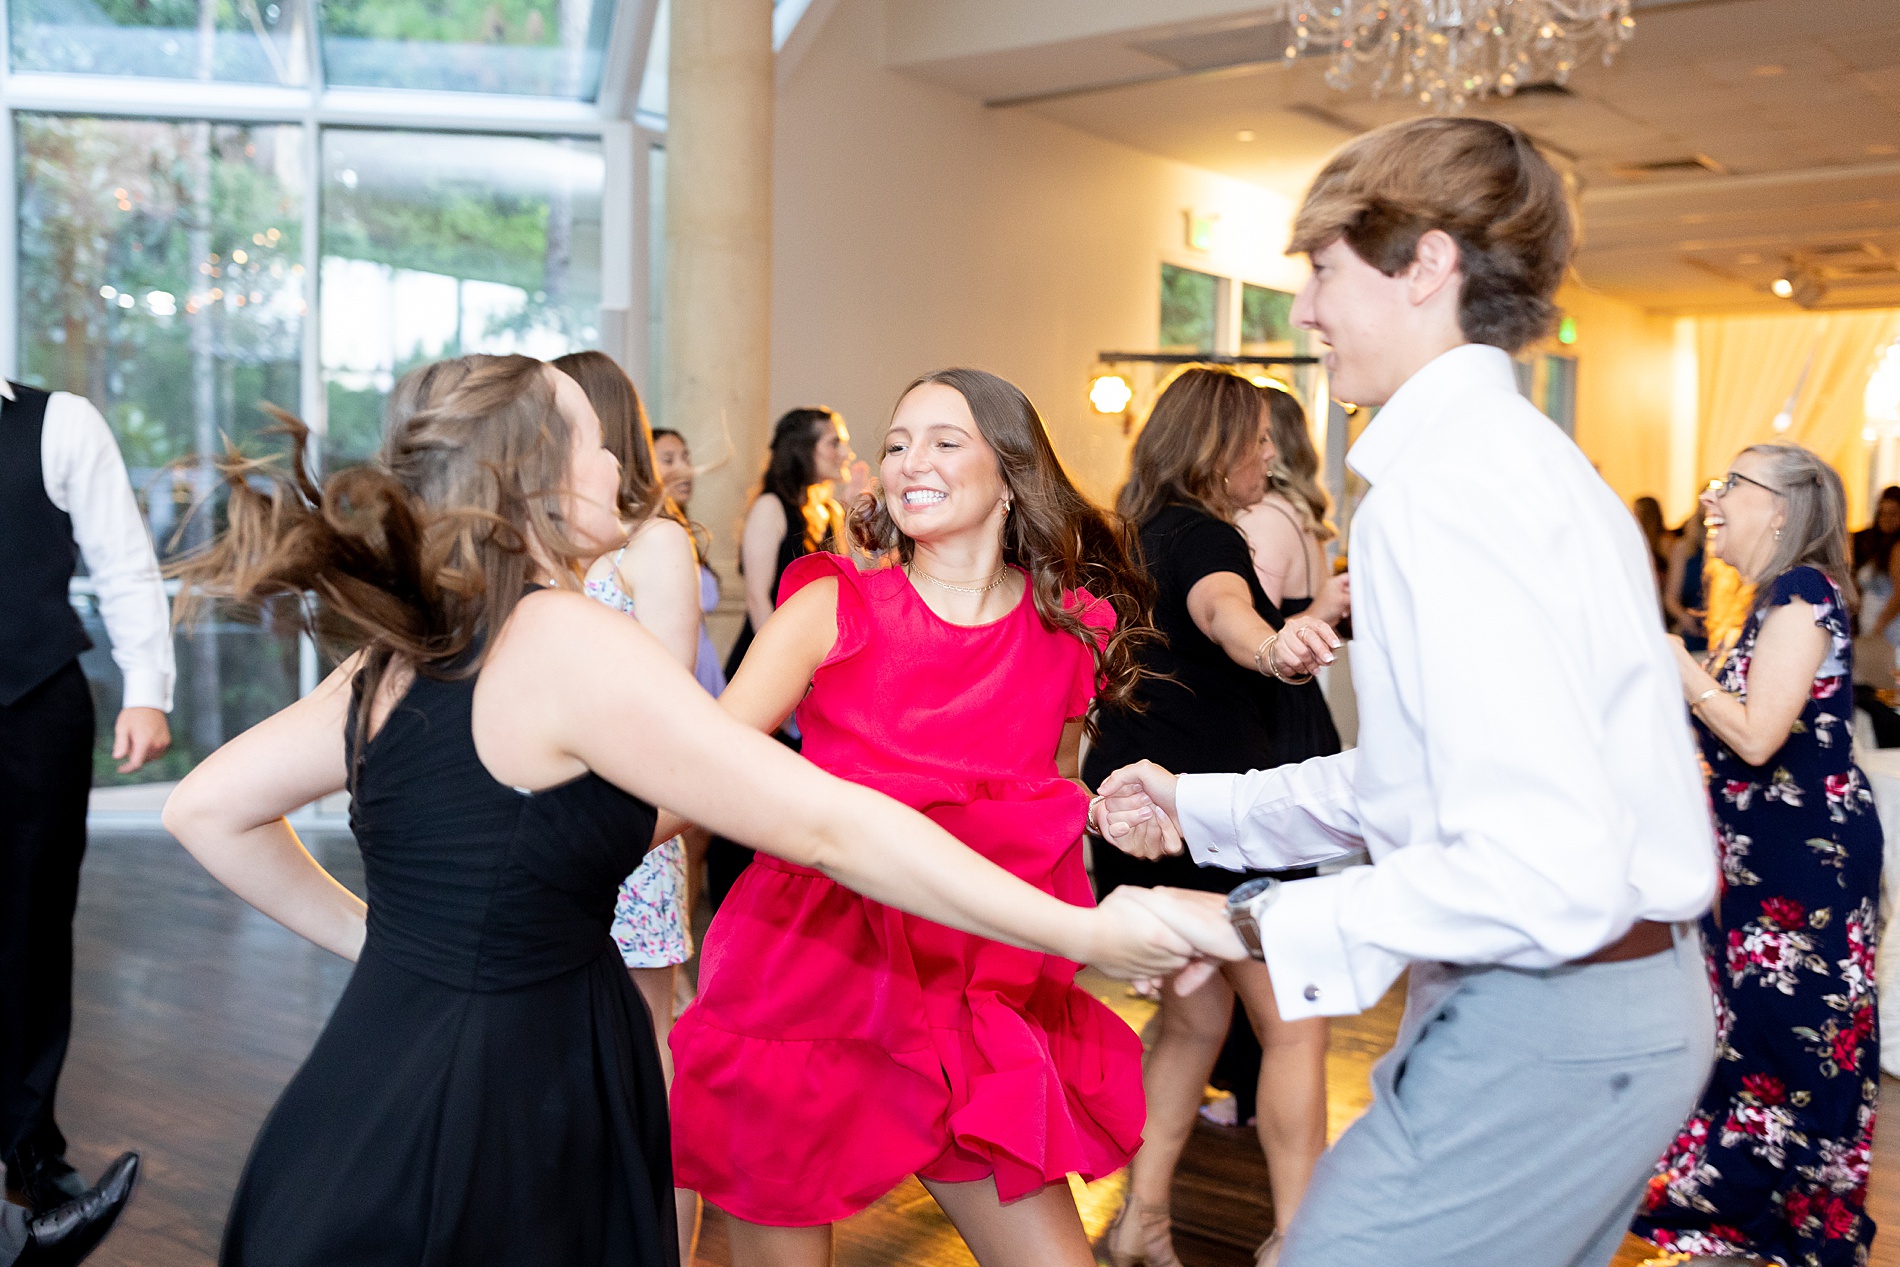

{"left": 1707, "top": 471, "right": 1783, "bottom": 499}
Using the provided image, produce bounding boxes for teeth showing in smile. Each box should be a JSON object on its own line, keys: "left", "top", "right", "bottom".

{"left": 902, "top": 490, "right": 946, "bottom": 506}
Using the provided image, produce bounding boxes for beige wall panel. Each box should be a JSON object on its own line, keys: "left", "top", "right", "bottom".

{"left": 771, "top": 0, "right": 1311, "bottom": 513}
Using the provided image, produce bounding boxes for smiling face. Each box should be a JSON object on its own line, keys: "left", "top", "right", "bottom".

{"left": 881, "top": 382, "right": 1009, "bottom": 547}
{"left": 1701, "top": 449, "right": 1786, "bottom": 580}
{"left": 653, "top": 432, "right": 694, "bottom": 505}
{"left": 549, "top": 367, "right": 624, "bottom": 556}
{"left": 812, "top": 415, "right": 853, "bottom": 484}
{"left": 1291, "top": 236, "right": 1438, "bottom": 408}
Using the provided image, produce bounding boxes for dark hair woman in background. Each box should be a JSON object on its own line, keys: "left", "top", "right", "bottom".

{"left": 722, "top": 407, "right": 854, "bottom": 680}
{"left": 708, "top": 408, "right": 857, "bottom": 909}
{"left": 1084, "top": 366, "right": 1338, "bottom": 1267}
{"left": 1633, "top": 444, "right": 1882, "bottom": 1267}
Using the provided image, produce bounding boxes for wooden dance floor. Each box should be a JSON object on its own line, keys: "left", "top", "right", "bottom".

{"left": 49, "top": 828, "right": 1900, "bottom": 1266}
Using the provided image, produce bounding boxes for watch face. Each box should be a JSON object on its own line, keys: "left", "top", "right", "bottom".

{"left": 1227, "top": 877, "right": 1276, "bottom": 908}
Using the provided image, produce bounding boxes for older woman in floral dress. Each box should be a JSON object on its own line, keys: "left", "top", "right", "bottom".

{"left": 1633, "top": 444, "right": 1882, "bottom": 1267}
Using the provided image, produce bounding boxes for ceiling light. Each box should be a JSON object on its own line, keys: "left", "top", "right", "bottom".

{"left": 1771, "top": 278, "right": 1794, "bottom": 299}
{"left": 1869, "top": 144, "right": 1899, "bottom": 157}
{"left": 1089, "top": 375, "right": 1133, "bottom": 415}
{"left": 1751, "top": 64, "right": 1785, "bottom": 77}
{"left": 1285, "top": 0, "right": 1636, "bottom": 113}
{"left": 1236, "top": 130, "right": 1256, "bottom": 142}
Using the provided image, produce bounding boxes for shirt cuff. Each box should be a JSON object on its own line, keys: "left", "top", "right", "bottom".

{"left": 1177, "top": 772, "right": 1248, "bottom": 872}
{"left": 120, "top": 669, "right": 174, "bottom": 713}
{"left": 1257, "top": 871, "right": 1395, "bottom": 1020}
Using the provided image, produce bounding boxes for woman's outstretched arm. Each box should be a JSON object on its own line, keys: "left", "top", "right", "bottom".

{"left": 162, "top": 655, "right": 371, "bottom": 961}
{"left": 486, "top": 590, "right": 1246, "bottom": 979}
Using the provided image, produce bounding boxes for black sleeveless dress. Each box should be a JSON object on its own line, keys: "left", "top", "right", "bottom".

{"left": 219, "top": 669, "right": 675, "bottom": 1267}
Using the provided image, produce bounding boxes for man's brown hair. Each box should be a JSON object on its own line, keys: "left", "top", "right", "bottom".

{"left": 1289, "top": 117, "right": 1575, "bottom": 353}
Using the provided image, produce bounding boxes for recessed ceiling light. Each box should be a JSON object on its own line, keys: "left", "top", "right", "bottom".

{"left": 1751, "top": 64, "right": 1785, "bottom": 77}
{"left": 1869, "top": 143, "right": 1899, "bottom": 157}
{"left": 1236, "top": 130, "right": 1257, "bottom": 142}
{"left": 1772, "top": 278, "right": 1794, "bottom": 298}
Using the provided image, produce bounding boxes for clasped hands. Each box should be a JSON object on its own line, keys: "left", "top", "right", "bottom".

{"left": 1085, "top": 760, "right": 1243, "bottom": 995}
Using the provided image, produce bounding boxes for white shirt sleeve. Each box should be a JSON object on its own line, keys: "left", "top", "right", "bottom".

{"left": 42, "top": 393, "right": 175, "bottom": 712}
{"left": 1176, "top": 749, "right": 1367, "bottom": 871}
{"left": 1253, "top": 477, "right": 1648, "bottom": 1021}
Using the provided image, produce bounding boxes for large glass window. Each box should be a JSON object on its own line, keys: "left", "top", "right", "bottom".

{"left": 1160, "top": 262, "right": 1219, "bottom": 354}
{"left": 320, "top": 0, "right": 613, "bottom": 99}
{"left": 10, "top": 0, "right": 308, "bottom": 83}
{"left": 18, "top": 113, "right": 308, "bottom": 783}
{"left": 318, "top": 128, "right": 604, "bottom": 466}
{"left": 1240, "top": 283, "right": 1295, "bottom": 355}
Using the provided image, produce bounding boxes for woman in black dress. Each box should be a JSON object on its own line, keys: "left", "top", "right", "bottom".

{"left": 1084, "top": 367, "right": 1339, "bottom": 1267}
{"left": 160, "top": 354, "right": 1244, "bottom": 1267}
{"left": 711, "top": 406, "right": 857, "bottom": 906}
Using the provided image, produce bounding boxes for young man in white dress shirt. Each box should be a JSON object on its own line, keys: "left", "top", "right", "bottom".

{"left": 1100, "top": 117, "right": 1718, "bottom": 1266}
{"left": 0, "top": 380, "right": 171, "bottom": 1214}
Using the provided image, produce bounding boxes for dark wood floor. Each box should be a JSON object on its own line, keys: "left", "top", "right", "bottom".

{"left": 48, "top": 828, "right": 1900, "bottom": 1266}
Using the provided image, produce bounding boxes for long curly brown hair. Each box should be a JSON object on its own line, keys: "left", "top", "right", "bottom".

{"left": 168, "top": 353, "right": 603, "bottom": 768}
{"left": 850, "top": 367, "right": 1158, "bottom": 729}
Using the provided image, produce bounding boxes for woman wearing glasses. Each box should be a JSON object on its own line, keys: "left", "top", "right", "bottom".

{"left": 1633, "top": 446, "right": 1882, "bottom": 1267}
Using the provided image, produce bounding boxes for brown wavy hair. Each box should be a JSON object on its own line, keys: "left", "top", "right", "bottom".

{"left": 1117, "top": 365, "right": 1265, "bottom": 527}
{"left": 551, "top": 350, "right": 706, "bottom": 561}
{"left": 1289, "top": 116, "right": 1574, "bottom": 353}
{"left": 1263, "top": 385, "right": 1335, "bottom": 544}
{"left": 850, "top": 367, "right": 1157, "bottom": 727}
{"left": 169, "top": 353, "right": 602, "bottom": 766}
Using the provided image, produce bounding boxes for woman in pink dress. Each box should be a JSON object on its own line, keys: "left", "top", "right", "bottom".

{"left": 670, "top": 367, "right": 1161, "bottom": 1265}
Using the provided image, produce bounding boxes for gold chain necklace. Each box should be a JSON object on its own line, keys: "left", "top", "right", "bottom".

{"left": 907, "top": 563, "right": 1011, "bottom": 595}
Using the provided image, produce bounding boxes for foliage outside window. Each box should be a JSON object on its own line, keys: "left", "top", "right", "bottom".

{"left": 321, "top": 0, "right": 613, "bottom": 99}
{"left": 1160, "top": 263, "right": 1219, "bottom": 354}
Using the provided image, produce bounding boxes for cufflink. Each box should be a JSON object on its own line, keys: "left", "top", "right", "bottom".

{"left": 1303, "top": 984, "right": 1320, "bottom": 1002}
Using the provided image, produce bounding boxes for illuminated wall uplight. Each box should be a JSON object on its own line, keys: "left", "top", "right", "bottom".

{"left": 1090, "top": 374, "right": 1133, "bottom": 415}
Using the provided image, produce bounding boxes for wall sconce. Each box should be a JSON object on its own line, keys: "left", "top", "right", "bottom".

{"left": 1089, "top": 373, "right": 1134, "bottom": 415}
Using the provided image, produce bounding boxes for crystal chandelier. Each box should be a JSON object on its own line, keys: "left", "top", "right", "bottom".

{"left": 1284, "top": 0, "right": 1637, "bottom": 113}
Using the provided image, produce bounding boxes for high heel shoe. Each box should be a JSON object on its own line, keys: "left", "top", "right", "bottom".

{"left": 1101, "top": 1197, "right": 1182, "bottom": 1267}
{"left": 1255, "top": 1229, "right": 1285, "bottom": 1267}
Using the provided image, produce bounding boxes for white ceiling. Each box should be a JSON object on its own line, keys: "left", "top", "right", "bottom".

{"left": 890, "top": 0, "right": 1900, "bottom": 315}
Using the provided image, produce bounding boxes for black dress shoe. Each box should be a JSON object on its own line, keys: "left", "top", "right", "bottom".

{"left": 6, "top": 1159, "right": 85, "bottom": 1217}
{"left": 16, "top": 1152, "right": 139, "bottom": 1267}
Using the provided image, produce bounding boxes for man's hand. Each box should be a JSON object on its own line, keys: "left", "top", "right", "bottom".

{"left": 113, "top": 707, "right": 171, "bottom": 773}
{"left": 1119, "top": 887, "right": 1246, "bottom": 996}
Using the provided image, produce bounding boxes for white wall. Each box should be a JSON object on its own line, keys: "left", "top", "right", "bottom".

{"left": 770, "top": 0, "right": 1312, "bottom": 509}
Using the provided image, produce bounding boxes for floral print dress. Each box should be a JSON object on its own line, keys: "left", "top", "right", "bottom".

{"left": 1634, "top": 566, "right": 1882, "bottom": 1267}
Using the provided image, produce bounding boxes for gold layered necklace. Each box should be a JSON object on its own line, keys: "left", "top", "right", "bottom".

{"left": 906, "top": 563, "right": 1011, "bottom": 595}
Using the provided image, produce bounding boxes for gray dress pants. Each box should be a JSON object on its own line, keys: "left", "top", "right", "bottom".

{"left": 1282, "top": 926, "right": 1716, "bottom": 1267}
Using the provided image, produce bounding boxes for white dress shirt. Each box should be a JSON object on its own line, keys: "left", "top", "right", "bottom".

{"left": 8, "top": 381, "right": 175, "bottom": 712}
{"left": 1175, "top": 344, "right": 1716, "bottom": 1022}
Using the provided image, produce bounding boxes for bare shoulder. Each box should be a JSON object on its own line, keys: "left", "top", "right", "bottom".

{"left": 746, "top": 493, "right": 788, "bottom": 532}
{"left": 627, "top": 514, "right": 693, "bottom": 561}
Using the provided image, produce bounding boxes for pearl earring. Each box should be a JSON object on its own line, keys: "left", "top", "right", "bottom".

{"left": 1775, "top": 527, "right": 1783, "bottom": 540}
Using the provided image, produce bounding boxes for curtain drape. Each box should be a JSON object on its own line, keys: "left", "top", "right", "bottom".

{"left": 1696, "top": 310, "right": 1900, "bottom": 525}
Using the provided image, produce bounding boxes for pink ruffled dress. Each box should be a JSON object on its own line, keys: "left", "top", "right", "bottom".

{"left": 669, "top": 552, "right": 1143, "bottom": 1226}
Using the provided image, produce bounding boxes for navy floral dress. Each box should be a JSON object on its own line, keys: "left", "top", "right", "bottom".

{"left": 1634, "top": 566, "right": 1882, "bottom": 1267}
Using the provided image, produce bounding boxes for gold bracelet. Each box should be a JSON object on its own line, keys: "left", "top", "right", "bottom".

{"left": 1689, "top": 687, "right": 1722, "bottom": 711}
{"left": 1253, "top": 634, "right": 1278, "bottom": 676}
{"left": 1266, "top": 631, "right": 1316, "bottom": 686}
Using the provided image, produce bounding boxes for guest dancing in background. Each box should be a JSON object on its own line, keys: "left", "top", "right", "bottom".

{"left": 555, "top": 351, "right": 706, "bottom": 1265}
{"left": 650, "top": 425, "right": 726, "bottom": 931}
{"left": 160, "top": 353, "right": 1233, "bottom": 1267}
{"left": 708, "top": 406, "right": 856, "bottom": 909}
{"left": 1633, "top": 445, "right": 1882, "bottom": 1267}
{"left": 1084, "top": 366, "right": 1341, "bottom": 1267}
{"left": 669, "top": 367, "right": 1238, "bottom": 1267}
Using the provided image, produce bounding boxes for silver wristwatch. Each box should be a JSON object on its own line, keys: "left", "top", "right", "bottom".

{"left": 1225, "top": 877, "right": 1282, "bottom": 961}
